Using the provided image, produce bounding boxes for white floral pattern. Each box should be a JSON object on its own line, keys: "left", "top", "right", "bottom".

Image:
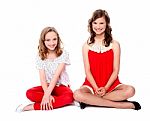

{"left": 36, "top": 50, "right": 70, "bottom": 86}
{"left": 89, "top": 43, "right": 112, "bottom": 53}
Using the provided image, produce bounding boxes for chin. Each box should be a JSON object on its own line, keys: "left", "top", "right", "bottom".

{"left": 96, "top": 31, "right": 105, "bottom": 35}
{"left": 49, "top": 48, "right": 56, "bottom": 51}
{"left": 96, "top": 32, "right": 103, "bottom": 35}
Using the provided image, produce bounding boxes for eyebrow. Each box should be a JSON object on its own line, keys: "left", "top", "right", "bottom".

{"left": 45, "top": 37, "right": 57, "bottom": 40}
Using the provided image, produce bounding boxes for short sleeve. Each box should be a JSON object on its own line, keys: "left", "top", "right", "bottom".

{"left": 35, "top": 55, "right": 45, "bottom": 69}
{"left": 58, "top": 50, "right": 70, "bottom": 65}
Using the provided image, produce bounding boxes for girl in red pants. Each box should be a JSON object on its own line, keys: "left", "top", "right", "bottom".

{"left": 16, "top": 26, "right": 73, "bottom": 112}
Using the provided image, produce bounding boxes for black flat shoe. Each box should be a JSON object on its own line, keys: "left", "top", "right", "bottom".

{"left": 115, "top": 100, "right": 141, "bottom": 110}
{"left": 79, "top": 102, "right": 87, "bottom": 109}
{"left": 130, "top": 101, "right": 141, "bottom": 110}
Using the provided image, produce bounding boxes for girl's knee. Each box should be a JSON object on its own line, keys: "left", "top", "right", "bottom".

{"left": 64, "top": 92, "right": 74, "bottom": 103}
{"left": 26, "top": 89, "right": 33, "bottom": 100}
{"left": 125, "top": 85, "right": 135, "bottom": 98}
{"left": 73, "top": 89, "right": 84, "bottom": 101}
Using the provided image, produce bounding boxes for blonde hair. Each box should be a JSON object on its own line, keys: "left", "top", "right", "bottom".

{"left": 38, "top": 27, "right": 63, "bottom": 60}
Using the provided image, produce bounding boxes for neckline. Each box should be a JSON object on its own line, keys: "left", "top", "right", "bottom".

{"left": 45, "top": 55, "right": 59, "bottom": 61}
{"left": 88, "top": 48, "right": 113, "bottom": 54}
{"left": 45, "top": 50, "right": 64, "bottom": 61}
{"left": 89, "top": 43, "right": 113, "bottom": 53}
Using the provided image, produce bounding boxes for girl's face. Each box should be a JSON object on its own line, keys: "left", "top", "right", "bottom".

{"left": 92, "top": 17, "right": 106, "bottom": 35}
{"left": 44, "top": 31, "right": 58, "bottom": 51}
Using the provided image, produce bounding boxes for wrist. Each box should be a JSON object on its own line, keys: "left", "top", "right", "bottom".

{"left": 44, "top": 91, "right": 51, "bottom": 97}
{"left": 93, "top": 86, "right": 98, "bottom": 91}
{"left": 104, "top": 86, "right": 108, "bottom": 91}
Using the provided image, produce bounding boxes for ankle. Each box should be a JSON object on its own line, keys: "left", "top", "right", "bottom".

{"left": 23, "top": 104, "right": 34, "bottom": 111}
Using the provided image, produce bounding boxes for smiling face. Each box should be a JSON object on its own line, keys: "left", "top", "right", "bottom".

{"left": 92, "top": 17, "right": 106, "bottom": 35}
{"left": 44, "top": 31, "right": 58, "bottom": 51}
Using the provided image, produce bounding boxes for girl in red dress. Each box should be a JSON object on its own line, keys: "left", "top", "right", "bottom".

{"left": 73, "top": 9, "right": 141, "bottom": 110}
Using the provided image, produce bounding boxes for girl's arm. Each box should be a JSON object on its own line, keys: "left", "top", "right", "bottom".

{"left": 39, "top": 69, "right": 48, "bottom": 92}
{"left": 40, "top": 63, "right": 65, "bottom": 110}
{"left": 104, "top": 40, "right": 120, "bottom": 91}
{"left": 82, "top": 42, "right": 98, "bottom": 91}
{"left": 44, "top": 63, "right": 65, "bottom": 96}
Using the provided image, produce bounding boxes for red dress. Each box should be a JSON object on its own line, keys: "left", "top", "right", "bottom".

{"left": 83, "top": 49, "right": 121, "bottom": 93}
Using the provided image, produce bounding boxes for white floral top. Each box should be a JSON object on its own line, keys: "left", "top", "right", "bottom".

{"left": 36, "top": 50, "right": 70, "bottom": 86}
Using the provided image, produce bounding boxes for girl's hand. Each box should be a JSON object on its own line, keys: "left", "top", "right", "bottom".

{"left": 94, "top": 87, "right": 100, "bottom": 95}
{"left": 41, "top": 94, "right": 55, "bottom": 110}
{"left": 49, "top": 95, "right": 55, "bottom": 110}
{"left": 95, "top": 87, "right": 106, "bottom": 97}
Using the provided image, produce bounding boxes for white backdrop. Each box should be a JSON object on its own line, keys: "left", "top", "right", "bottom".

{"left": 0, "top": 0, "right": 149, "bottom": 120}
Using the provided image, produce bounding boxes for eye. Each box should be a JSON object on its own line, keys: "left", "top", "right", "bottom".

{"left": 93, "top": 21, "right": 97, "bottom": 24}
{"left": 100, "top": 22, "right": 104, "bottom": 24}
{"left": 45, "top": 39, "right": 50, "bottom": 41}
{"left": 53, "top": 38, "right": 57, "bottom": 41}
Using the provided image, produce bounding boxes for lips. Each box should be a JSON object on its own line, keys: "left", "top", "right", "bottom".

{"left": 96, "top": 28, "right": 103, "bottom": 31}
{"left": 94, "top": 28, "right": 104, "bottom": 33}
{"left": 48, "top": 44, "right": 56, "bottom": 48}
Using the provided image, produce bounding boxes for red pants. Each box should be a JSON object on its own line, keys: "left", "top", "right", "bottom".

{"left": 26, "top": 85, "right": 74, "bottom": 110}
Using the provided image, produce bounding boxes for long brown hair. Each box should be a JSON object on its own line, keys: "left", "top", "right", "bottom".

{"left": 88, "top": 9, "right": 112, "bottom": 47}
{"left": 38, "top": 27, "right": 63, "bottom": 60}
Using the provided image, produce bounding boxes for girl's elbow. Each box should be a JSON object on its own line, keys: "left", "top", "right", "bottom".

{"left": 113, "top": 69, "right": 119, "bottom": 76}
{"left": 85, "top": 69, "right": 91, "bottom": 76}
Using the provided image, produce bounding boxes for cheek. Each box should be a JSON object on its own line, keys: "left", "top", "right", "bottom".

{"left": 55, "top": 40, "right": 58, "bottom": 45}
{"left": 44, "top": 41, "right": 49, "bottom": 46}
{"left": 92, "top": 24, "right": 97, "bottom": 28}
{"left": 102, "top": 24, "right": 106, "bottom": 29}
{"left": 44, "top": 41, "right": 47, "bottom": 45}
{"left": 92, "top": 25, "right": 97, "bottom": 32}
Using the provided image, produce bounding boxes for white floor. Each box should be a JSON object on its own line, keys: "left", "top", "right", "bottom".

{"left": 1, "top": 72, "right": 149, "bottom": 121}
{"left": 2, "top": 100, "right": 148, "bottom": 121}
{"left": 11, "top": 105, "right": 146, "bottom": 121}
